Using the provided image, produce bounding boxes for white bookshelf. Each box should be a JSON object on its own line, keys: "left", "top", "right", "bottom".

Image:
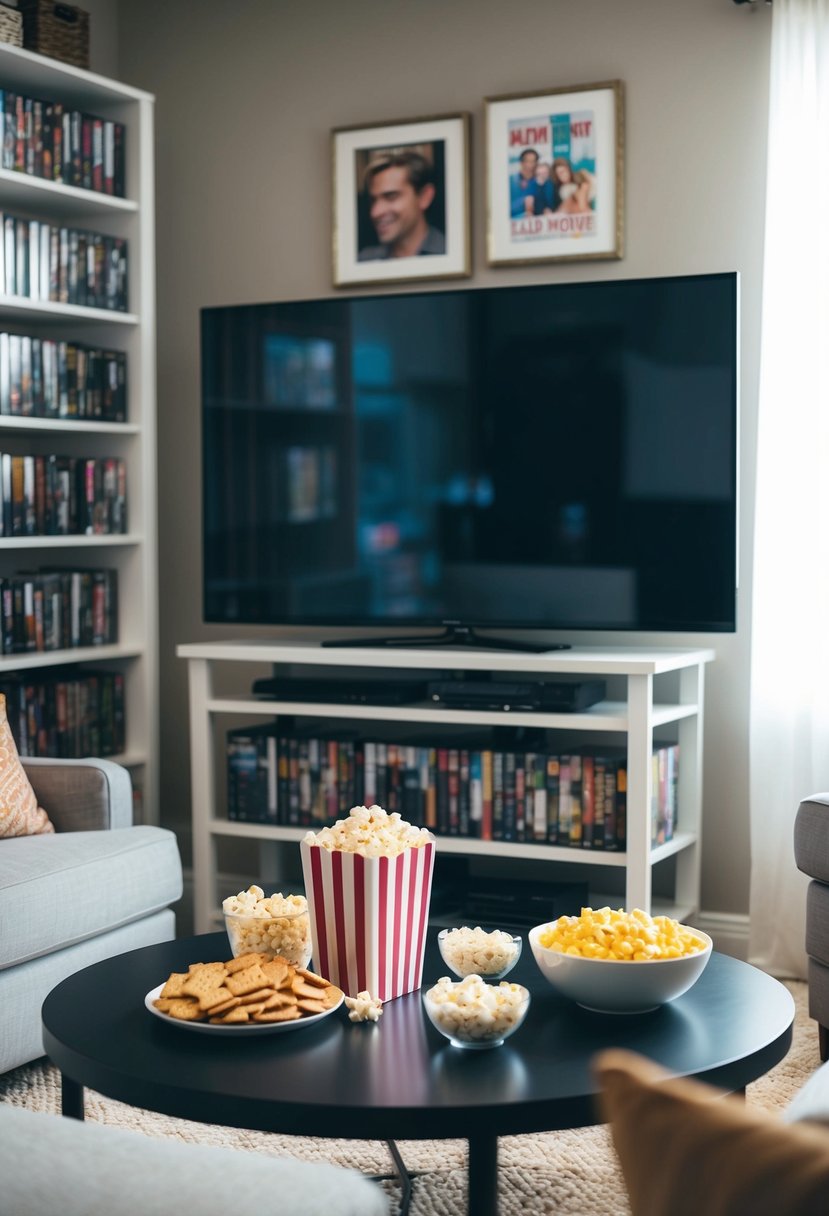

{"left": 178, "top": 639, "right": 713, "bottom": 933}
{"left": 0, "top": 44, "right": 157, "bottom": 821}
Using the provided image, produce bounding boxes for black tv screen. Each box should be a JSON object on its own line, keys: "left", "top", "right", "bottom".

{"left": 201, "top": 272, "right": 738, "bottom": 635}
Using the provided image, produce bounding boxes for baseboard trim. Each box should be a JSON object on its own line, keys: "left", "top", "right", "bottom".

{"left": 694, "top": 911, "right": 750, "bottom": 960}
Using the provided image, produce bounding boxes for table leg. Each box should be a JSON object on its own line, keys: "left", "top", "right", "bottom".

{"left": 468, "top": 1133, "right": 499, "bottom": 1216}
{"left": 61, "top": 1075, "right": 84, "bottom": 1120}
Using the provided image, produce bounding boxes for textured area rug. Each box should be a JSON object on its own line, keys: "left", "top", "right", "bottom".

{"left": 0, "top": 980, "right": 818, "bottom": 1215}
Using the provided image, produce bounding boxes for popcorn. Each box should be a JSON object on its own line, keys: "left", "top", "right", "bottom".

{"left": 537, "top": 906, "right": 706, "bottom": 961}
{"left": 440, "top": 926, "right": 520, "bottom": 977}
{"left": 344, "top": 990, "right": 384, "bottom": 1023}
{"left": 222, "top": 886, "right": 312, "bottom": 967}
{"left": 300, "top": 804, "right": 436, "bottom": 1000}
{"left": 423, "top": 975, "right": 529, "bottom": 1044}
{"left": 303, "top": 804, "right": 432, "bottom": 858}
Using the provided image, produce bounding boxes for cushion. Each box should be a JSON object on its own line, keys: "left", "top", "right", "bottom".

{"left": 0, "top": 825, "right": 182, "bottom": 968}
{"left": 0, "top": 1103, "right": 388, "bottom": 1216}
{"left": 593, "top": 1048, "right": 829, "bottom": 1216}
{"left": 0, "top": 694, "right": 53, "bottom": 838}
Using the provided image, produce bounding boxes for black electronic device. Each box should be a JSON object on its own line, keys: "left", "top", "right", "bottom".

{"left": 251, "top": 676, "right": 429, "bottom": 706}
{"left": 464, "top": 877, "right": 590, "bottom": 928}
{"left": 426, "top": 677, "right": 606, "bottom": 713}
{"left": 202, "top": 272, "right": 738, "bottom": 641}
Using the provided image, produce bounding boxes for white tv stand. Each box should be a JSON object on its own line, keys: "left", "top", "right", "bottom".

{"left": 177, "top": 639, "right": 714, "bottom": 934}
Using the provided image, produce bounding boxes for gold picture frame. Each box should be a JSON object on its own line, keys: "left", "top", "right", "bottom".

{"left": 331, "top": 112, "right": 471, "bottom": 289}
{"left": 484, "top": 80, "right": 624, "bottom": 267}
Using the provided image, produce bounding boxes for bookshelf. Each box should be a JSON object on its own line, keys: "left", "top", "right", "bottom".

{"left": 177, "top": 639, "right": 714, "bottom": 934}
{"left": 0, "top": 45, "right": 157, "bottom": 820}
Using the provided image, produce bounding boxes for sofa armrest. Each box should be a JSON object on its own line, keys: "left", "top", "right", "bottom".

{"left": 21, "top": 757, "right": 134, "bottom": 832}
{"left": 794, "top": 793, "right": 829, "bottom": 883}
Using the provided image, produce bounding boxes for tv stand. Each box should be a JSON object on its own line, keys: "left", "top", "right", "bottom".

{"left": 178, "top": 638, "right": 715, "bottom": 935}
{"left": 321, "top": 625, "right": 569, "bottom": 654}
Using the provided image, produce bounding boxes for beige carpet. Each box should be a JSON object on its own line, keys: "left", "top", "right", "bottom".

{"left": 0, "top": 980, "right": 818, "bottom": 1215}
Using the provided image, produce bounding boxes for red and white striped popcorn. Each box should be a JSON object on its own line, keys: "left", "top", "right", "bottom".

{"left": 300, "top": 817, "right": 435, "bottom": 1001}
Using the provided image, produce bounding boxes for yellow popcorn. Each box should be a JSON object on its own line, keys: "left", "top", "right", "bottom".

{"left": 537, "top": 906, "right": 705, "bottom": 960}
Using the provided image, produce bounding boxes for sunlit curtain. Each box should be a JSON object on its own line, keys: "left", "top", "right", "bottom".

{"left": 749, "top": 0, "right": 829, "bottom": 977}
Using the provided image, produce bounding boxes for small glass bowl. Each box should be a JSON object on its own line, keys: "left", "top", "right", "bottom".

{"left": 224, "top": 906, "right": 312, "bottom": 969}
{"left": 437, "top": 927, "right": 523, "bottom": 981}
{"left": 422, "top": 978, "right": 531, "bottom": 1050}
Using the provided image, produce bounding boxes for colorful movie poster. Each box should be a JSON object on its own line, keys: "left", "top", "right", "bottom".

{"left": 506, "top": 110, "right": 597, "bottom": 243}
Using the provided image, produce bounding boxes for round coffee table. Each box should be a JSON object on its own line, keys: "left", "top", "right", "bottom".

{"left": 42, "top": 931, "right": 795, "bottom": 1216}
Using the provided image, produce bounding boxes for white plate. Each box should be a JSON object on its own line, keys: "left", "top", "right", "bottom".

{"left": 144, "top": 983, "right": 344, "bottom": 1036}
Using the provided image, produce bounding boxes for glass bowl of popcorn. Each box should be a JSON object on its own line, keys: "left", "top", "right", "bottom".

{"left": 529, "top": 907, "right": 713, "bottom": 1014}
{"left": 222, "top": 886, "right": 312, "bottom": 969}
{"left": 422, "top": 975, "right": 531, "bottom": 1050}
{"left": 437, "top": 926, "right": 522, "bottom": 981}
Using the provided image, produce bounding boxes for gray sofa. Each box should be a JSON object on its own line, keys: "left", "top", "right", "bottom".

{"left": 794, "top": 792, "right": 829, "bottom": 1061}
{"left": 0, "top": 757, "right": 183, "bottom": 1075}
{"left": 0, "top": 1103, "right": 387, "bottom": 1216}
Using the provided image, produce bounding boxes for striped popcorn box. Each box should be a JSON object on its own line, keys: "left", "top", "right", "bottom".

{"left": 300, "top": 837, "right": 436, "bottom": 1001}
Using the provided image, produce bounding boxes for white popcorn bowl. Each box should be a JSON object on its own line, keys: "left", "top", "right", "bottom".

{"left": 437, "top": 927, "right": 523, "bottom": 981}
{"left": 528, "top": 922, "right": 712, "bottom": 1014}
{"left": 223, "top": 906, "right": 312, "bottom": 969}
{"left": 422, "top": 981, "right": 531, "bottom": 1050}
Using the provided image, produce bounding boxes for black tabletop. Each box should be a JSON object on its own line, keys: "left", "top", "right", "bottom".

{"left": 42, "top": 930, "right": 795, "bottom": 1141}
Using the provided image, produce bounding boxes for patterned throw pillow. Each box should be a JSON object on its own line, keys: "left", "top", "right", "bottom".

{"left": 0, "top": 694, "right": 54, "bottom": 838}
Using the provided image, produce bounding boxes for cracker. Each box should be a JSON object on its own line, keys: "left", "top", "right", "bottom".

{"left": 297, "top": 998, "right": 326, "bottom": 1015}
{"left": 260, "top": 958, "right": 290, "bottom": 988}
{"left": 225, "top": 952, "right": 268, "bottom": 974}
{"left": 198, "top": 985, "right": 237, "bottom": 1012}
{"left": 159, "top": 972, "right": 189, "bottom": 999}
{"left": 292, "top": 978, "right": 327, "bottom": 1000}
{"left": 225, "top": 963, "right": 269, "bottom": 996}
{"left": 182, "top": 970, "right": 226, "bottom": 1001}
{"left": 237, "top": 988, "right": 276, "bottom": 1005}
{"left": 188, "top": 961, "right": 226, "bottom": 975}
{"left": 252, "top": 1006, "right": 301, "bottom": 1023}
{"left": 209, "top": 1006, "right": 250, "bottom": 1024}
{"left": 205, "top": 994, "right": 241, "bottom": 1016}
{"left": 321, "top": 985, "right": 343, "bottom": 1009}
{"left": 296, "top": 968, "right": 329, "bottom": 989}
{"left": 165, "top": 998, "right": 205, "bottom": 1021}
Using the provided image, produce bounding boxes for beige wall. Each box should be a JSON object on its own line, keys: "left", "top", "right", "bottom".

{"left": 113, "top": 0, "right": 772, "bottom": 927}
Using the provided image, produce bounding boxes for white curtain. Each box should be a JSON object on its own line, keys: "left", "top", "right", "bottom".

{"left": 749, "top": 0, "right": 829, "bottom": 977}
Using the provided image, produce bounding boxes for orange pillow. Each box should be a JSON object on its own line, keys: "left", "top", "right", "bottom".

{"left": 0, "top": 694, "right": 54, "bottom": 838}
{"left": 594, "top": 1048, "right": 829, "bottom": 1216}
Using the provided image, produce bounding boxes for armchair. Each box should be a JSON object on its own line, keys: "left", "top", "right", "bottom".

{"left": 0, "top": 758, "right": 182, "bottom": 1074}
{"left": 794, "top": 793, "right": 829, "bottom": 1061}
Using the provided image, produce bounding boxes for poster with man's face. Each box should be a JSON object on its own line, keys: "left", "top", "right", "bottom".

{"left": 355, "top": 141, "right": 447, "bottom": 262}
{"left": 332, "top": 115, "right": 470, "bottom": 288}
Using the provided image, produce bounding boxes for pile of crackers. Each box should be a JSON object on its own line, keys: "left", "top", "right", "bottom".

{"left": 153, "top": 952, "right": 342, "bottom": 1025}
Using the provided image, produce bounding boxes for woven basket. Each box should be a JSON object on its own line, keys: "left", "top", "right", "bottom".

{"left": 0, "top": 4, "right": 23, "bottom": 47}
{"left": 18, "top": 1, "right": 89, "bottom": 69}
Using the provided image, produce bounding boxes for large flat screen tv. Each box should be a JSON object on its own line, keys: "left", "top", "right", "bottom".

{"left": 201, "top": 272, "right": 738, "bottom": 645}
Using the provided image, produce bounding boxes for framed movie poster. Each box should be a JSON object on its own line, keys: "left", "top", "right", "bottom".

{"left": 332, "top": 112, "right": 471, "bottom": 288}
{"left": 485, "top": 81, "right": 624, "bottom": 266}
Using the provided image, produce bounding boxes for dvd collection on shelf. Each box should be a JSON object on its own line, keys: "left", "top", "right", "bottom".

{"left": 1, "top": 566, "right": 117, "bottom": 654}
{"left": 1, "top": 210, "right": 128, "bottom": 310}
{"left": 1, "top": 667, "right": 125, "bottom": 758}
{"left": 0, "top": 452, "right": 127, "bottom": 536}
{"left": 0, "top": 333, "right": 126, "bottom": 419}
{"left": 226, "top": 724, "right": 680, "bottom": 850}
{"left": 1, "top": 89, "right": 126, "bottom": 197}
